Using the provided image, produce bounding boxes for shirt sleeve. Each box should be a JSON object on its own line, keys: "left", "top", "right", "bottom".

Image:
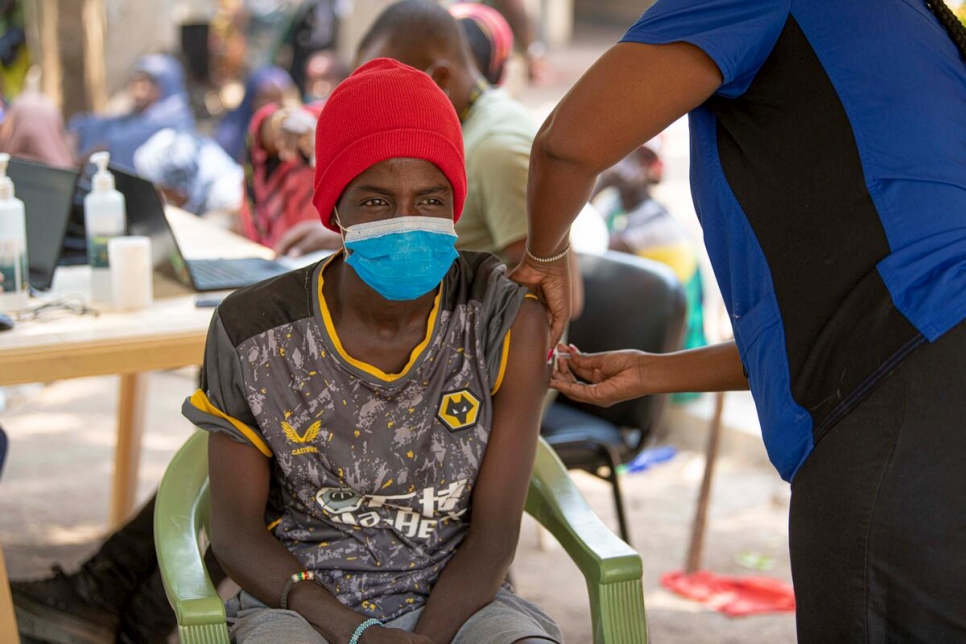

{"left": 471, "top": 132, "right": 531, "bottom": 253}
{"left": 182, "top": 310, "right": 273, "bottom": 457}
{"left": 620, "top": 0, "right": 791, "bottom": 98}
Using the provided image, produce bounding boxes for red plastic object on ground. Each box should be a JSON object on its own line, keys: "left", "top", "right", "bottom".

{"left": 660, "top": 570, "right": 796, "bottom": 617}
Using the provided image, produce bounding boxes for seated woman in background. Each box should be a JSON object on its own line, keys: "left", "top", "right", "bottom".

{"left": 0, "top": 81, "right": 74, "bottom": 168}
{"left": 593, "top": 139, "right": 707, "bottom": 353}
{"left": 134, "top": 128, "right": 243, "bottom": 218}
{"left": 215, "top": 66, "right": 297, "bottom": 163}
{"left": 239, "top": 97, "right": 341, "bottom": 249}
{"left": 183, "top": 58, "right": 560, "bottom": 644}
{"left": 68, "top": 54, "right": 195, "bottom": 171}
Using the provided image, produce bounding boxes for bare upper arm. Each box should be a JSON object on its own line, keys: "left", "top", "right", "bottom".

{"left": 208, "top": 432, "right": 273, "bottom": 540}
{"left": 469, "top": 299, "right": 549, "bottom": 535}
{"left": 537, "top": 41, "right": 723, "bottom": 174}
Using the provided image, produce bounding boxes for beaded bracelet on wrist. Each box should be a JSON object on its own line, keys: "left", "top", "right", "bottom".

{"left": 279, "top": 570, "right": 317, "bottom": 610}
{"left": 525, "top": 242, "right": 570, "bottom": 264}
{"left": 349, "top": 618, "right": 383, "bottom": 644}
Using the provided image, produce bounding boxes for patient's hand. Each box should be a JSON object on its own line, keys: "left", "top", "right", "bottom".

{"left": 274, "top": 220, "right": 342, "bottom": 258}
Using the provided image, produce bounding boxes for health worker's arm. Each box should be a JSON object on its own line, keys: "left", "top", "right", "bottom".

{"left": 551, "top": 340, "right": 749, "bottom": 407}
{"left": 511, "top": 41, "right": 723, "bottom": 347}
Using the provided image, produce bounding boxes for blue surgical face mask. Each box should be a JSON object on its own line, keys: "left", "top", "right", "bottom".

{"left": 335, "top": 210, "right": 458, "bottom": 301}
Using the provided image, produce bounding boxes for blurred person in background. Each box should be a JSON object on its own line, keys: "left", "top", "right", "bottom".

{"left": 239, "top": 99, "right": 341, "bottom": 249}
{"left": 450, "top": 2, "right": 514, "bottom": 87}
{"left": 274, "top": 0, "right": 343, "bottom": 93}
{"left": 215, "top": 66, "right": 297, "bottom": 163}
{"left": 593, "top": 138, "right": 707, "bottom": 354}
{"left": 68, "top": 54, "right": 195, "bottom": 172}
{"left": 0, "top": 0, "right": 30, "bottom": 101}
{"left": 209, "top": 0, "right": 249, "bottom": 87}
{"left": 0, "top": 77, "right": 74, "bottom": 168}
{"left": 449, "top": 0, "right": 550, "bottom": 84}
{"left": 134, "top": 128, "right": 244, "bottom": 218}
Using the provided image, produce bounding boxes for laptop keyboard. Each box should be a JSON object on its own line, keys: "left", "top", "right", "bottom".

{"left": 189, "top": 258, "right": 288, "bottom": 291}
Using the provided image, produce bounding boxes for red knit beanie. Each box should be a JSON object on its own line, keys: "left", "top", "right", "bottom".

{"left": 312, "top": 58, "right": 466, "bottom": 231}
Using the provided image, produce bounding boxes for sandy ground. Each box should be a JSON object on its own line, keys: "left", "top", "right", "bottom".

{"left": 0, "top": 370, "right": 796, "bottom": 644}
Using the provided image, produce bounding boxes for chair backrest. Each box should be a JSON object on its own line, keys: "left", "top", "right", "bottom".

{"left": 562, "top": 252, "right": 688, "bottom": 444}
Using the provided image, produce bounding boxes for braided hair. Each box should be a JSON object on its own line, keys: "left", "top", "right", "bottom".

{"left": 924, "top": 0, "right": 966, "bottom": 62}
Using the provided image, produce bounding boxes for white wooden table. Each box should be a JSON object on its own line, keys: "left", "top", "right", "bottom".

{"left": 0, "top": 208, "right": 273, "bottom": 528}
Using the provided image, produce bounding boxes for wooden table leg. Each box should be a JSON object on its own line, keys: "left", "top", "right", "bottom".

{"left": 0, "top": 541, "right": 20, "bottom": 644}
{"left": 110, "top": 373, "right": 148, "bottom": 530}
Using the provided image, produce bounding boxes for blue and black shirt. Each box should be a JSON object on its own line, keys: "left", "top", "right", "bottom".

{"left": 623, "top": 0, "right": 966, "bottom": 480}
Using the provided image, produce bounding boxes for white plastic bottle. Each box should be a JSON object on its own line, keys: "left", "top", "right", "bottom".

{"left": 0, "top": 152, "right": 29, "bottom": 312}
{"left": 85, "top": 152, "right": 126, "bottom": 302}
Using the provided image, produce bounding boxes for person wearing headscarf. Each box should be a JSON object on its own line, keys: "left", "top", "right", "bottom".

{"left": 215, "top": 66, "right": 295, "bottom": 163}
{"left": 238, "top": 99, "right": 339, "bottom": 249}
{"left": 134, "top": 128, "right": 243, "bottom": 217}
{"left": 449, "top": 2, "right": 513, "bottom": 86}
{"left": 68, "top": 54, "right": 195, "bottom": 171}
{"left": 0, "top": 89, "right": 74, "bottom": 168}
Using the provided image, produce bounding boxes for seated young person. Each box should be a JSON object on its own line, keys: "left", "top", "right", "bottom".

{"left": 182, "top": 58, "right": 561, "bottom": 644}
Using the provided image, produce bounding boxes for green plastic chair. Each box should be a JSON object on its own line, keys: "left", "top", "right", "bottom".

{"left": 155, "top": 431, "right": 648, "bottom": 643}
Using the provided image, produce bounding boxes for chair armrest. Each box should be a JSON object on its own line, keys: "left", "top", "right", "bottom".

{"left": 526, "top": 437, "right": 648, "bottom": 644}
{"left": 155, "top": 431, "right": 230, "bottom": 644}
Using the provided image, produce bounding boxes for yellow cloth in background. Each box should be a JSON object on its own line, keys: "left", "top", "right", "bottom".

{"left": 636, "top": 241, "right": 698, "bottom": 284}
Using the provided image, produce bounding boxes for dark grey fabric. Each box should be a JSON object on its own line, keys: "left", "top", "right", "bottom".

{"left": 789, "top": 319, "right": 966, "bottom": 642}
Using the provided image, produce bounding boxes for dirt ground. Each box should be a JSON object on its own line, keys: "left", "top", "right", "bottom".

{"left": 0, "top": 370, "right": 796, "bottom": 643}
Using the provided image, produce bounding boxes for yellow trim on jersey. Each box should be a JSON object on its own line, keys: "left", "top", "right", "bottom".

{"left": 316, "top": 255, "right": 442, "bottom": 382}
{"left": 491, "top": 329, "right": 512, "bottom": 395}
{"left": 266, "top": 518, "right": 282, "bottom": 532}
{"left": 188, "top": 389, "right": 273, "bottom": 457}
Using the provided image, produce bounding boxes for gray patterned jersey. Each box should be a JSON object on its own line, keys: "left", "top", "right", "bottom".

{"left": 184, "top": 251, "right": 526, "bottom": 621}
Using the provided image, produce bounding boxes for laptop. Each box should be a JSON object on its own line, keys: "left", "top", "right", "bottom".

{"left": 110, "top": 167, "right": 291, "bottom": 292}
{"left": 6, "top": 159, "right": 79, "bottom": 291}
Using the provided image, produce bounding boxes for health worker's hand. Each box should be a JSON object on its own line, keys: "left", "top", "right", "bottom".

{"left": 508, "top": 253, "right": 571, "bottom": 350}
{"left": 550, "top": 345, "right": 650, "bottom": 407}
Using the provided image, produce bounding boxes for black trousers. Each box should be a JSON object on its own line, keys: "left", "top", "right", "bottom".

{"left": 86, "top": 496, "right": 227, "bottom": 643}
{"left": 790, "top": 319, "right": 966, "bottom": 643}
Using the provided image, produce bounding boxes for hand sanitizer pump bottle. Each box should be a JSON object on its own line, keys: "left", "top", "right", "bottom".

{"left": 85, "top": 152, "right": 126, "bottom": 303}
{"left": 0, "top": 152, "right": 29, "bottom": 312}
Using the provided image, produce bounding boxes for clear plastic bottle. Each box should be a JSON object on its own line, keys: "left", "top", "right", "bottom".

{"left": 0, "top": 152, "right": 29, "bottom": 312}
{"left": 85, "top": 152, "right": 126, "bottom": 302}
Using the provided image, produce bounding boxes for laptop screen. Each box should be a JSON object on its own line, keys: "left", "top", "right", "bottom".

{"left": 6, "top": 159, "right": 79, "bottom": 290}
{"left": 109, "top": 166, "right": 189, "bottom": 284}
